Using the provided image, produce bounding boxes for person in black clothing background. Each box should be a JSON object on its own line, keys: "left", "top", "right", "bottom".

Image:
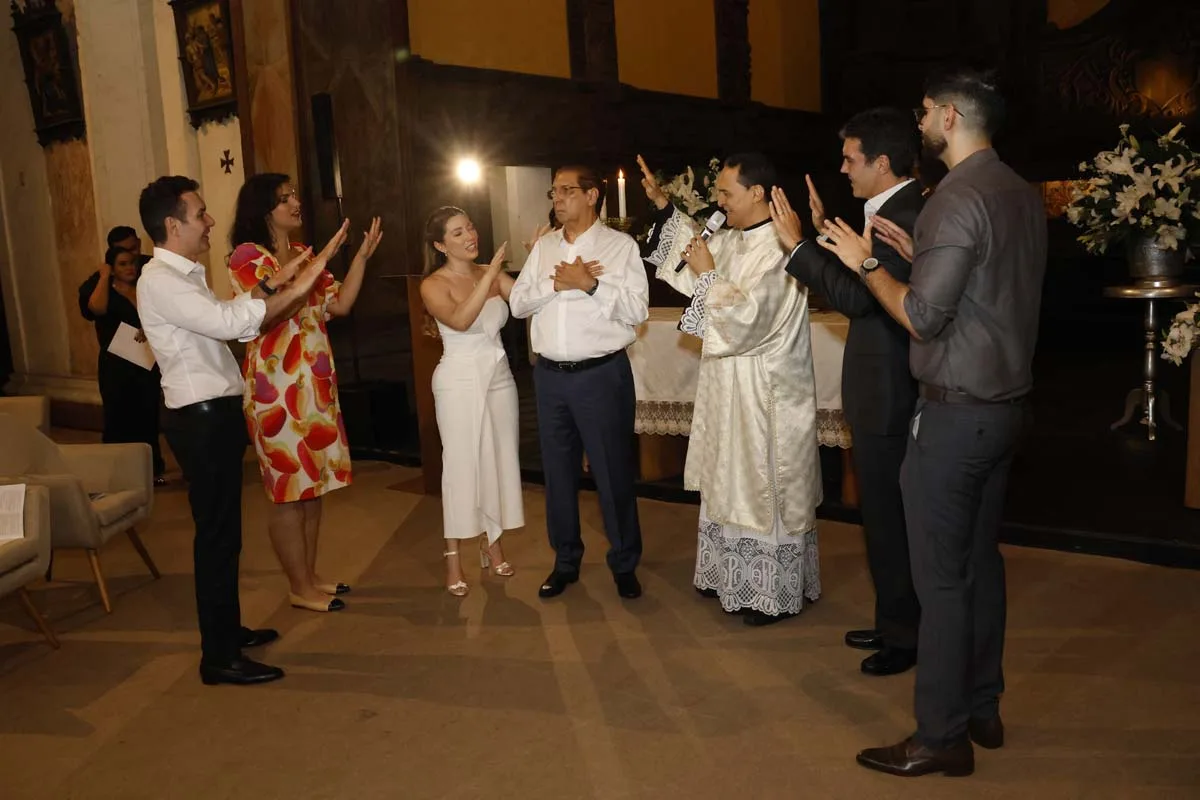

{"left": 78, "top": 244, "right": 166, "bottom": 483}
{"left": 770, "top": 107, "right": 925, "bottom": 677}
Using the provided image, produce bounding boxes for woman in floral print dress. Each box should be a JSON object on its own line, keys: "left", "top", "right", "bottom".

{"left": 229, "top": 173, "right": 382, "bottom": 612}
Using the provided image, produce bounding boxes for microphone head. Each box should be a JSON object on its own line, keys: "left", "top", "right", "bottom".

{"left": 705, "top": 210, "right": 727, "bottom": 232}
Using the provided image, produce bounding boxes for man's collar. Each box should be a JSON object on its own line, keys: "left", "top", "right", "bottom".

{"left": 559, "top": 217, "right": 602, "bottom": 246}
{"left": 153, "top": 246, "right": 205, "bottom": 275}
{"left": 866, "top": 178, "right": 915, "bottom": 214}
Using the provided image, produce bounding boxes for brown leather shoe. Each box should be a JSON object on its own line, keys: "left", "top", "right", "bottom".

{"left": 968, "top": 715, "right": 1004, "bottom": 749}
{"left": 856, "top": 736, "right": 974, "bottom": 777}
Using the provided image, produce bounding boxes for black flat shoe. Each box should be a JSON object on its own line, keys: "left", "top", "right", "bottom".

{"left": 845, "top": 629, "right": 883, "bottom": 650}
{"left": 239, "top": 627, "right": 280, "bottom": 648}
{"left": 695, "top": 586, "right": 719, "bottom": 599}
{"left": 614, "top": 572, "right": 642, "bottom": 599}
{"left": 316, "top": 582, "right": 352, "bottom": 595}
{"left": 742, "top": 610, "right": 798, "bottom": 627}
{"left": 538, "top": 570, "right": 579, "bottom": 598}
{"left": 861, "top": 646, "right": 917, "bottom": 676}
{"left": 199, "top": 658, "right": 285, "bottom": 686}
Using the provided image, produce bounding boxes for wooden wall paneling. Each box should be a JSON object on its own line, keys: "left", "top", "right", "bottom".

{"left": 713, "top": 0, "right": 750, "bottom": 103}
{"left": 567, "top": 0, "right": 618, "bottom": 83}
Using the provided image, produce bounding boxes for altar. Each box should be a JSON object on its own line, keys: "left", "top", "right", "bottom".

{"left": 625, "top": 307, "right": 856, "bottom": 497}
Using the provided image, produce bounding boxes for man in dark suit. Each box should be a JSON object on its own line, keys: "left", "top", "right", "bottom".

{"left": 770, "top": 107, "right": 924, "bottom": 676}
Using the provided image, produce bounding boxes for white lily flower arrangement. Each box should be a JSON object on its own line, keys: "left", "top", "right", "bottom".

{"left": 656, "top": 157, "right": 722, "bottom": 219}
{"left": 1162, "top": 293, "right": 1200, "bottom": 366}
{"left": 1066, "top": 123, "right": 1200, "bottom": 254}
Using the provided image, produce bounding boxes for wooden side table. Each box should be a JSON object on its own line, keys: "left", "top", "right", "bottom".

{"left": 1103, "top": 282, "right": 1197, "bottom": 441}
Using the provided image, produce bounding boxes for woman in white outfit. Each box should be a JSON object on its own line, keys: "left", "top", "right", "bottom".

{"left": 419, "top": 206, "right": 524, "bottom": 595}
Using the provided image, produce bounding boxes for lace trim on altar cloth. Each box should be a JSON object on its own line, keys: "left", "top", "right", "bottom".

{"left": 679, "top": 270, "right": 719, "bottom": 339}
{"left": 635, "top": 400, "right": 694, "bottom": 435}
{"left": 693, "top": 513, "right": 822, "bottom": 616}
{"left": 817, "top": 408, "right": 853, "bottom": 449}
{"left": 634, "top": 402, "right": 853, "bottom": 446}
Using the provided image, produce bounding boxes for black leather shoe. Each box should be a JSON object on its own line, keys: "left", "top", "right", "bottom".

{"left": 538, "top": 570, "right": 579, "bottom": 598}
{"left": 695, "top": 586, "right": 719, "bottom": 599}
{"left": 240, "top": 627, "right": 280, "bottom": 649}
{"left": 199, "top": 658, "right": 285, "bottom": 686}
{"left": 856, "top": 736, "right": 974, "bottom": 777}
{"left": 743, "top": 610, "right": 798, "bottom": 627}
{"left": 615, "top": 572, "right": 642, "bottom": 599}
{"left": 845, "top": 629, "right": 883, "bottom": 650}
{"left": 861, "top": 646, "right": 917, "bottom": 676}
{"left": 968, "top": 714, "right": 1004, "bottom": 749}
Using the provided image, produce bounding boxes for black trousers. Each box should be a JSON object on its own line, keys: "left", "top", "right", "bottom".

{"left": 163, "top": 395, "right": 247, "bottom": 666}
{"left": 901, "top": 398, "right": 1029, "bottom": 747}
{"left": 98, "top": 356, "right": 165, "bottom": 476}
{"left": 534, "top": 351, "right": 642, "bottom": 575}
{"left": 852, "top": 430, "right": 920, "bottom": 650}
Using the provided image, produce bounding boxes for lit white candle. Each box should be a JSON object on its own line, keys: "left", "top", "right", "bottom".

{"left": 617, "top": 169, "right": 627, "bottom": 219}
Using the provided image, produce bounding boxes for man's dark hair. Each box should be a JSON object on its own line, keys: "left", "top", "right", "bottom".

{"left": 839, "top": 107, "right": 920, "bottom": 178}
{"left": 106, "top": 226, "right": 138, "bottom": 247}
{"left": 722, "top": 153, "right": 777, "bottom": 197}
{"left": 554, "top": 164, "right": 605, "bottom": 215}
{"left": 923, "top": 67, "right": 1006, "bottom": 138}
{"left": 139, "top": 176, "right": 199, "bottom": 245}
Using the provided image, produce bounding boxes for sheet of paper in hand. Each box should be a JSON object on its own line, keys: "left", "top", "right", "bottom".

{"left": 108, "top": 322, "right": 156, "bottom": 370}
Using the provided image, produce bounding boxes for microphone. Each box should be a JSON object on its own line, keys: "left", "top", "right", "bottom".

{"left": 675, "top": 210, "right": 726, "bottom": 272}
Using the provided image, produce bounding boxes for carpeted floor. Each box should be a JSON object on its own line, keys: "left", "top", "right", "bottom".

{"left": 1, "top": 456, "right": 1199, "bottom": 799}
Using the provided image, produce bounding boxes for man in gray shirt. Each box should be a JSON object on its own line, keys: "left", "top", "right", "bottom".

{"left": 819, "top": 67, "right": 1046, "bottom": 777}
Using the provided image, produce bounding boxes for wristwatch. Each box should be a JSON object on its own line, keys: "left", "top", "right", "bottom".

{"left": 258, "top": 277, "right": 278, "bottom": 296}
{"left": 585, "top": 279, "right": 599, "bottom": 296}
{"left": 858, "top": 257, "right": 880, "bottom": 279}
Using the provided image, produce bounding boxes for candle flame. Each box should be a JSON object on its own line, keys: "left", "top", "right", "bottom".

{"left": 618, "top": 169, "right": 624, "bottom": 179}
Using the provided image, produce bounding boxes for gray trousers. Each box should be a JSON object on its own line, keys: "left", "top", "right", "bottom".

{"left": 901, "top": 398, "right": 1029, "bottom": 747}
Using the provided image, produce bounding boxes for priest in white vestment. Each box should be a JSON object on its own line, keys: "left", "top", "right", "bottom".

{"left": 637, "top": 153, "right": 823, "bottom": 626}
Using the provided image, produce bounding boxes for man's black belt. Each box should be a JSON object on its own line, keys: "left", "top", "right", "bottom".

{"left": 170, "top": 395, "right": 243, "bottom": 414}
{"left": 919, "top": 383, "right": 1025, "bottom": 406}
{"left": 537, "top": 351, "right": 620, "bottom": 373}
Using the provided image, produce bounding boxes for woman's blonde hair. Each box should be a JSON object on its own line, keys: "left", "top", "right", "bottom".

{"left": 420, "top": 205, "right": 469, "bottom": 337}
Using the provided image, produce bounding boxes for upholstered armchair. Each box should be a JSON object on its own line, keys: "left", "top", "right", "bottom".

{"left": 0, "top": 414, "right": 159, "bottom": 613}
{"left": 0, "top": 395, "right": 50, "bottom": 434}
{"left": 0, "top": 484, "right": 58, "bottom": 647}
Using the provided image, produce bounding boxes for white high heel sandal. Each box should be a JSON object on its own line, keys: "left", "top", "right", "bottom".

{"left": 443, "top": 550, "right": 469, "bottom": 596}
{"left": 479, "top": 539, "right": 515, "bottom": 577}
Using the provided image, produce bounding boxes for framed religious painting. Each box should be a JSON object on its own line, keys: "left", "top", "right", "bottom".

{"left": 169, "top": 0, "right": 238, "bottom": 127}
{"left": 11, "top": 0, "right": 86, "bottom": 146}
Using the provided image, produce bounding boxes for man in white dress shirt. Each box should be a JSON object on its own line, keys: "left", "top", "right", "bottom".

{"left": 509, "top": 165, "right": 650, "bottom": 599}
{"left": 137, "top": 176, "right": 341, "bottom": 686}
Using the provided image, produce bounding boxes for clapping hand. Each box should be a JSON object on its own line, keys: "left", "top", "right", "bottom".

{"left": 294, "top": 219, "right": 350, "bottom": 291}
{"left": 870, "top": 216, "right": 914, "bottom": 263}
{"left": 487, "top": 242, "right": 509, "bottom": 273}
{"left": 552, "top": 257, "right": 602, "bottom": 291}
{"left": 355, "top": 216, "right": 383, "bottom": 262}
{"left": 524, "top": 222, "right": 552, "bottom": 253}
{"left": 769, "top": 186, "right": 804, "bottom": 251}
{"left": 636, "top": 154, "right": 670, "bottom": 211}
{"left": 818, "top": 218, "right": 874, "bottom": 271}
{"left": 804, "top": 174, "right": 827, "bottom": 232}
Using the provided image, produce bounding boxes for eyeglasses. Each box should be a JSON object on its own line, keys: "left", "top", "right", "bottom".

{"left": 913, "top": 104, "right": 964, "bottom": 122}
{"left": 546, "top": 185, "right": 582, "bottom": 200}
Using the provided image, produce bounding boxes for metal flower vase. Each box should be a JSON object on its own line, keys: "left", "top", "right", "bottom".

{"left": 1127, "top": 234, "right": 1186, "bottom": 286}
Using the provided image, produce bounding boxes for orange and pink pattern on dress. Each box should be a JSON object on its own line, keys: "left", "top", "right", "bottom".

{"left": 228, "top": 243, "right": 352, "bottom": 503}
